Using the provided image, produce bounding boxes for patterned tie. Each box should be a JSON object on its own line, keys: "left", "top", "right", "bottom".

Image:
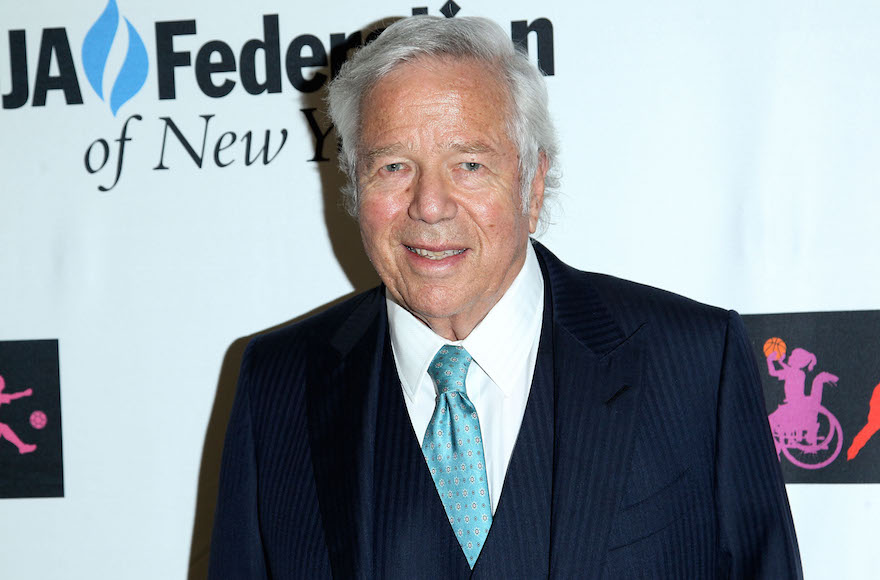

{"left": 422, "top": 345, "right": 492, "bottom": 568}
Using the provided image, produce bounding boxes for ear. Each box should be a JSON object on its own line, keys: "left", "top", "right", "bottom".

{"left": 527, "top": 152, "right": 549, "bottom": 234}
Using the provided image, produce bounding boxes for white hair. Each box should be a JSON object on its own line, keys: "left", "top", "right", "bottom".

{"left": 327, "top": 15, "right": 560, "bottom": 222}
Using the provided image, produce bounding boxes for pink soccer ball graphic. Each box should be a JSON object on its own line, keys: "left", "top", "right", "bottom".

{"left": 30, "top": 410, "right": 47, "bottom": 430}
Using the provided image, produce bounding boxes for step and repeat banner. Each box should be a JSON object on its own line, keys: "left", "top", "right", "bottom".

{"left": 2, "top": 0, "right": 878, "bottom": 577}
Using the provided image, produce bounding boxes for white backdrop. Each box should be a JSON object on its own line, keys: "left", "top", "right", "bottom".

{"left": 1, "top": 0, "right": 878, "bottom": 578}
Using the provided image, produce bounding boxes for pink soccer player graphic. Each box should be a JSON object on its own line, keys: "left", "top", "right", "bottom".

{"left": 0, "top": 374, "right": 37, "bottom": 454}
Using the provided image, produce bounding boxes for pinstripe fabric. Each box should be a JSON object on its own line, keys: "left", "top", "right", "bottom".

{"left": 208, "top": 242, "right": 802, "bottom": 579}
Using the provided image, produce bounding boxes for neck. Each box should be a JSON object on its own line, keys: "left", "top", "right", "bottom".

{"left": 421, "top": 310, "right": 488, "bottom": 342}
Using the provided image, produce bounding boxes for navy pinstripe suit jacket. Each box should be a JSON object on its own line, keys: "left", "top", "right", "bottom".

{"left": 208, "top": 242, "right": 802, "bottom": 579}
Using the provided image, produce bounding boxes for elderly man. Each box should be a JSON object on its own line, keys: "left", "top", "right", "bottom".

{"left": 209, "top": 16, "right": 802, "bottom": 579}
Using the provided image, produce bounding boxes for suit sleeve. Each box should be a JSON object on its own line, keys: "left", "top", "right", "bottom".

{"left": 715, "top": 311, "right": 803, "bottom": 579}
{"left": 208, "top": 343, "right": 269, "bottom": 580}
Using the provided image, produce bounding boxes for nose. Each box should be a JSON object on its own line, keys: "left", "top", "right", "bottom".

{"left": 408, "top": 167, "right": 457, "bottom": 223}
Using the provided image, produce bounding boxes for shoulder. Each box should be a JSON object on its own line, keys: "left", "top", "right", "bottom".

{"left": 534, "top": 241, "right": 733, "bottom": 346}
{"left": 239, "top": 286, "right": 385, "bottom": 381}
{"left": 590, "top": 271, "right": 730, "bottom": 332}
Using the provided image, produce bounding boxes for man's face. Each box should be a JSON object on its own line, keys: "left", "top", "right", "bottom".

{"left": 357, "top": 57, "right": 546, "bottom": 339}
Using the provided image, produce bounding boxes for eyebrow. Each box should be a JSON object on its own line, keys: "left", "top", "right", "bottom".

{"left": 444, "top": 141, "right": 494, "bottom": 155}
{"left": 364, "top": 143, "right": 406, "bottom": 168}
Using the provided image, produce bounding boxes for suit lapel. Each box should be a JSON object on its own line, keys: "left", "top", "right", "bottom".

{"left": 533, "top": 243, "right": 646, "bottom": 579}
{"left": 306, "top": 290, "right": 385, "bottom": 578}
{"left": 307, "top": 289, "right": 469, "bottom": 578}
{"left": 549, "top": 322, "right": 644, "bottom": 578}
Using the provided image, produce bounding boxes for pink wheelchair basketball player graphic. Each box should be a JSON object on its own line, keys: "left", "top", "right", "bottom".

{"left": 763, "top": 338, "right": 843, "bottom": 469}
{"left": 0, "top": 374, "right": 38, "bottom": 454}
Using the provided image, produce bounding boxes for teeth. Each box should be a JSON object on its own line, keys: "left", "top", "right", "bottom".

{"left": 406, "top": 246, "right": 465, "bottom": 260}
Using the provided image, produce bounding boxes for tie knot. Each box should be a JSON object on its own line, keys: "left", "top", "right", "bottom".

{"left": 427, "top": 345, "right": 473, "bottom": 394}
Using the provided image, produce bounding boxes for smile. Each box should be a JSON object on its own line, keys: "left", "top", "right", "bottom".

{"left": 404, "top": 245, "right": 466, "bottom": 260}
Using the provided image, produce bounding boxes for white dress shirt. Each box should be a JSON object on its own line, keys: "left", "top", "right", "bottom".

{"left": 387, "top": 242, "right": 544, "bottom": 514}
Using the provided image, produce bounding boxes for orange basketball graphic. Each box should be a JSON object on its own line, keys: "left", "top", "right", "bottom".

{"left": 763, "top": 336, "right": 787, "bottom": 359}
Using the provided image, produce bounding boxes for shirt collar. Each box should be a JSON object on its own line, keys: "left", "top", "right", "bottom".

{"left": 387, "top": 242, "right": 544, "bottom": 400}
{"left": 460, "top": 242, "right": 544, "bottom": 396}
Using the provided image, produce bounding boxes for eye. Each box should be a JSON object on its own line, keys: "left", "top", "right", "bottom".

{"left": 460, "top": 162, "right": 482, "bottom": 172}
{"left": 384, "top": 162, "right": 403, "bottom": 172}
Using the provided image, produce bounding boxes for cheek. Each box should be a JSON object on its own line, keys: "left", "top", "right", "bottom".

{"left": 359, "top": 198, "right": 405, "bottom": 261}
{"left": 359, "top": 195, "right": 393, "bottom": 229}
{"left": 359, "top": 184, "right": 410, "bottom": 224}
{"left": 472, "top": 201, "right": 527, "bottom": 240}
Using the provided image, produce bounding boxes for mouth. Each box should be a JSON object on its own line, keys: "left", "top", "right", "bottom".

{"left": 404, "top": 245, "right": 466, "bottom": 260}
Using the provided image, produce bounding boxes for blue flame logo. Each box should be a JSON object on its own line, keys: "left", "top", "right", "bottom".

{"left": 81, "top": 0, "right": 148, "bottom": 115}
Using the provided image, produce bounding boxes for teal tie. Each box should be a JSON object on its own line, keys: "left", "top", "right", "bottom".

{"left": 422, "top": 345, "right": 492, "bottom": 568}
